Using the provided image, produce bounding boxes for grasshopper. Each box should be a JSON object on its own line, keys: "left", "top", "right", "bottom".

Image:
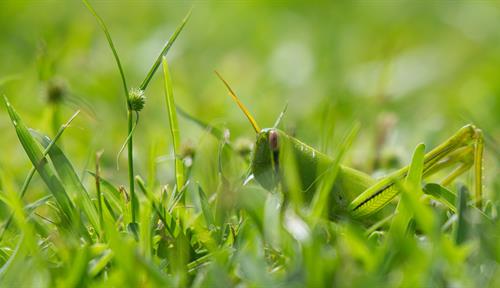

{"left": 215, "top": 72, "right": 484, "bottom": 220}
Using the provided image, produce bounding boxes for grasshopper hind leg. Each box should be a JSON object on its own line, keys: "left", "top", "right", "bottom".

{"left": 348, "top": 124, "right": 484, "bottom": 218}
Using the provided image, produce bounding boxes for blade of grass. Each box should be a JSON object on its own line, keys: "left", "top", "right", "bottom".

{"left": 136, "top": 176, "right": 175, "bottom": 237}
{"left": 198, "top": 185, "right": 215, "bottom": 229}
{"left": 0, "top": 176, "right": 38, "bottom": 256}
{"left": 162, "top": 57, "right": 185, "bottom": 192}
{"left": 389, "top": 143, "right": 425, "bottom": 236}
{"left": 87, "top": 171, "right": 122, "bottom": 219}
{"left": 454, "top": 184, "right": 469, "bottom": 245}
{"left": 3, "top": 96, "right": 74, "bottom": 224}
{"left": 95, "top": 151, "right": 104, "bottom": 235}
{"left": 391, "top": 143, "right": 435, "bottom": 236}
{"left": 272, "top": 101, "right": 289, "bottom": 129}
{"left": 88, "top": 249, "right": 113, "bottom": 277}
{"left": 82, "top": 0, "right": 129, "bottom": 102}
{"left": 0, "top": 110, "right": 80, "bottom": 241}
{"left": 423, "top": 183, "right": 457, "bottom": 212}
{"left": 139, "top": 8, "right": 192, "bottom": 91}
{"left": 176, "top": 106, "right": 236, "bottom": 152}
{"left": 31, "top": 130, "right": 101, "bottom": 235}
{"left": 61, "top": 245, "right": 89, "bottom": 287}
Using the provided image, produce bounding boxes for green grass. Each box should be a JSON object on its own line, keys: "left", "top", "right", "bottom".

{"left": 0, "top": 2, "right": 499, "bottom": 287}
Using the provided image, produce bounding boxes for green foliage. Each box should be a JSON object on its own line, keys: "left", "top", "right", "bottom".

{"left": 0, "top": 2, "right": 499, "bottom": 288}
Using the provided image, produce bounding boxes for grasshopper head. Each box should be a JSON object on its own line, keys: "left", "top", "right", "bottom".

{"left": 215, "top": 72, "right": 283, "bottom": 190}
{"left": 252, "top": 128, "right": 282, "bottom": 191}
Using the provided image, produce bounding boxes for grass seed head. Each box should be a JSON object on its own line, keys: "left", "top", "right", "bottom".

{"left": 129, "top": 88, "right": 146, "bottom": 111}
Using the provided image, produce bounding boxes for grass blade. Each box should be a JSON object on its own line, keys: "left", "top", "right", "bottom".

{"left": 95, "top": 151, "right": 104, "bottom": 234}
{"left": 82, "top": 0, "right": 129, "bottom": 101}
{"left": 162, "top": 57, "right": 185, "bottom": 192}
{"left": 139, "top": 8, "right": 192, "bottom": 91}
{"left": 423, "top": 183, "right": 457, "bottom": 212}
{"left": 87, "top": 171, "right": 123, "bottom": 219}
{"left": 0, "top": 110, "right": 80, "bottom": 240}
{"left": 404, "top": 143, "right": 425, "bottom": 188}
{"left": 389, "top": 143, "right": 425, "bottom": 235}
{"left": 393, "top": 143, "right": 435, "bottom": 236}
{"left": 83, "top": 0, "right": 138, "bottom": 223}
{"left": 136, "top": 176, "right": 175, "bottom": 237}
{"left": 31, "top": 130, "right": 100, "bottom": 234}
{"left": 3, "top": 96, "right": 74, "bottom": 223}
{"left": 454, "top": 184, "right": 469, "bottom": 245}
{"left": 198, "top": 185, "right": 215, "bottom": 228}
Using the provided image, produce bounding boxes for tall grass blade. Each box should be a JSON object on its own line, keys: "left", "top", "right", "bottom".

{"left": 82, "top": 0, "right": 138, "bottom": 223}
{"left": 95, "top": 151, "right": 104, "bottom": 234}
{"left": 3, "top": 96, "right": 74, "bottom": 223}
{"left": 0, "top": 110, "right": 80, "bottom": 240}
{"left": 389, "top": 143, "right": 425, "bottom": 235}
{"left": 394, "top": 143, "right": 435, "bottom": 236}
{"left": 454, "top": 184, "right": 469, "bottom": 245}
{"left": 162, "top": 57, "right": 185, "bottom": 192}
{"left": 82, "top": 0, "right": 129, "bottom": 100}
{"left": 139, "top": 8, "right": 192, "bottom": 91}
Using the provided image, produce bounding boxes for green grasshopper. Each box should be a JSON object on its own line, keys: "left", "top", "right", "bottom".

{"left": 215, "top": 72, "right": 484, "bottom": 219}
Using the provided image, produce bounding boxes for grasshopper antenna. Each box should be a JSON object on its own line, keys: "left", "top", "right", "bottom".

{"left": 215, "top": 71, "right": 261, "bottom": 133}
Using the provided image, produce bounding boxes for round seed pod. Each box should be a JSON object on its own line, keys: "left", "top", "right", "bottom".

{"left": 129, "top": 88, "right": 146, "bottom": 111}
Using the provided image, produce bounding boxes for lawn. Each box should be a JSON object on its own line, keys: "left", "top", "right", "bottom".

{"left": 0, "top": 1, "right": 498, "bottom": 287}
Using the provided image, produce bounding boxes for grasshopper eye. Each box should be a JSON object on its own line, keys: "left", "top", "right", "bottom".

{"left": 269, "top": 130, "right": 279, "bottom": 151}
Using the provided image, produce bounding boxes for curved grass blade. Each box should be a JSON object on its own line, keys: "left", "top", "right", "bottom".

{"left": 88, "top": 248, "right": 113, "bottom": 277}
{"left": 423, "top": 183, "right": 457, "bottom": 212}
{"left": 0, "top": 110, "right": 80, "bottom": 240}
{"left": 82, "top": 0, "right": 129, "bottom": 101}
{"left": 3, "top": 96, "right": 74, "bottom": 223}
{"left": 31, "top": 130, "right": 100, "bottom": 234}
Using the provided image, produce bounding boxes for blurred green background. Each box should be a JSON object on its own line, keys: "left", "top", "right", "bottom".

{"left": 0, "top": 1, "right": 498, "bottom": 203}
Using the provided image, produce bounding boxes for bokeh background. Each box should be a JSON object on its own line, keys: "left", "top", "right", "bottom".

{"left": 0, "top": 1, "right": 498, "bottom": 208}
